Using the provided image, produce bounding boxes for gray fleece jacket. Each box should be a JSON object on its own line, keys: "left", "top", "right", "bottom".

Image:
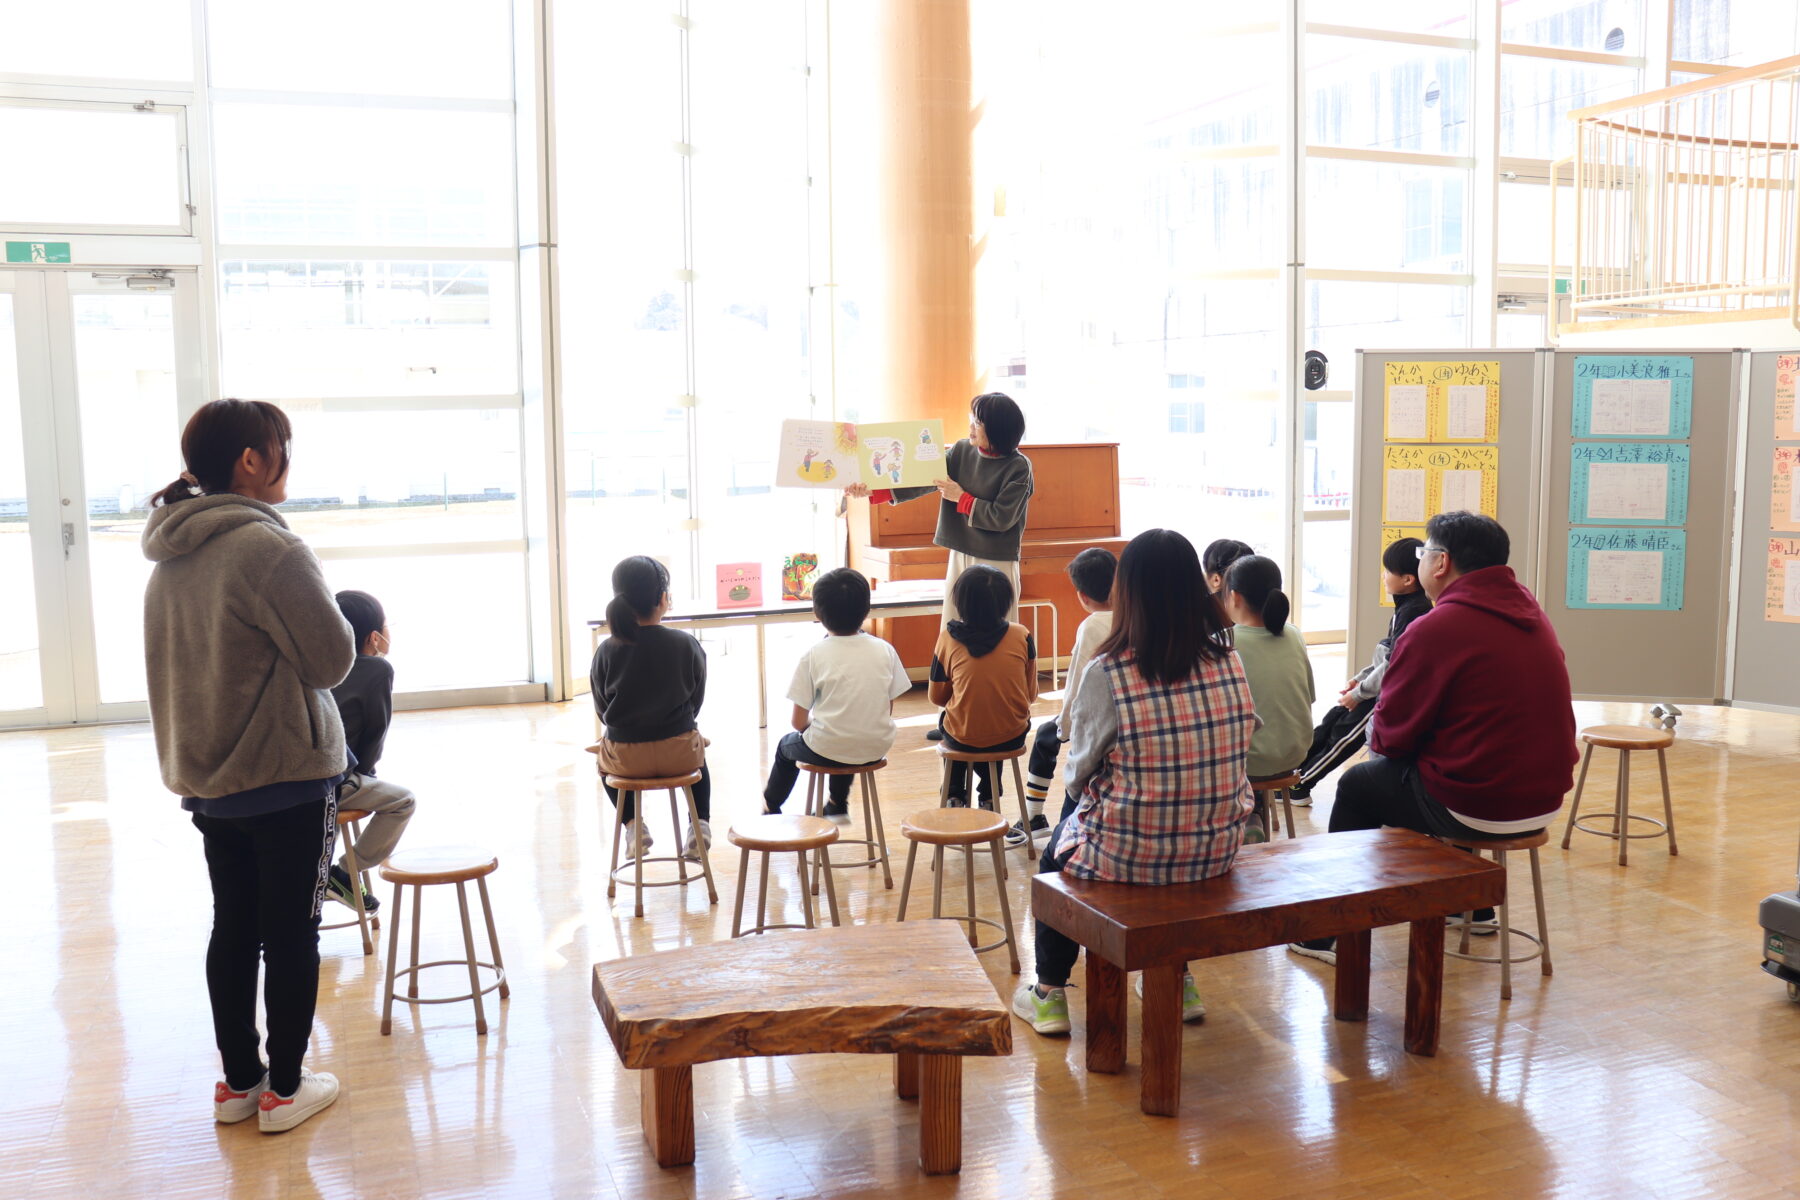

{"left": 142, "top": 494, "right": 356, "bottom": 800}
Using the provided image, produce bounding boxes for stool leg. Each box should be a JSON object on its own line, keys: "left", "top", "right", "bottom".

{"left": 868, "top": 774, "right": 894, "bottom": 888}
{"left": 407, "top": 883, "right": 424, "bottom": 999}
{"left": 808, "top": 774, "right": 825, "bottom": 897}
{"left": 380, "top": 878, "right": 403, "bottom": 1036}
{"left": 1280, "top": 788, "right": 1296, "bottom": 840}
{"left": 456, "top": 880, "right": 489, "bottom": 1035}
{"left": 669, "top": 788, "right": 689, "bottom": 886}
{"left": 731, "top": 846, "right": 751, "bottom": 938}
{"left": 631, "top": 791, "right": 645, "bottom": 917}
{"left": 1529, "top": 846, "right": 1553, "bottom": 976}
{"left": 683, "top": 786, "right": 717, "bottom": 903}
{"left": 1458, "top": 909, "right": 1474, "bottom": 956}
{"left": 608, "top": 786, "right": 627, "bottom": 898}
{"left": 1615, "top": 751, "right": 1631, "bottom": 867}
{"left": 754, "top": 847, "right": 772, "bottom": 936}
{"left": 1011, "top": 758, "right": 1032, "bottom": 871}
{"left": 897, "top": 842, "right": 920, "bottom": 921}
{"left": 1657, "top": 747, "right": 1677, "bottom": 856}
{"left": 1562, "top": 742, "right": 1594, "bottom": 850}
{"left": 354, "top": 819, "right": 379, "bottom": 932}
{"left": 961, "top": 844, "right": 978, "bottom": 948}
{"left": 987, "top": 835, "right": 1020, "bottom": 974}
{"left": 931, "top": 845, "right": 946, "bottom": 920}
{"left": 1494, "top": 850, "right": 1513, "bottom": 1001}
{"left": 1259, "top": 792, "right": 1273, "bottom": 841}
{"left": 796, "top": 850, "right": 818, "bottom": 930}
{"left": 820, "top": 848, "right": 842, "bottom": 927}
{"left": 477, "top": 875, "right": 508, "bottom": 999}
{"left": 343, "top": 823, "right": 373, "bottom": 956}
{"left": 938, "top": 760, "right": 952, "bottom": 805}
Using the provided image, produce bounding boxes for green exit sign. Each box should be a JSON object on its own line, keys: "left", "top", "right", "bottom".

{"left": 6, "top": 241, "right": 71, "bottom": 264}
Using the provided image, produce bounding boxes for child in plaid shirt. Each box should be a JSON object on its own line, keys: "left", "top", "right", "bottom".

{"left": 1012, "top": 529, "right": 1259, "bottom": 1037}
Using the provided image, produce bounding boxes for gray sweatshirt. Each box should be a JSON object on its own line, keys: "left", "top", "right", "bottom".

{"left": 888, "top": 441, "right": 1034, "bottom": 561}
{"left": 142, "top": 494, "right": 356, "bottom": 800}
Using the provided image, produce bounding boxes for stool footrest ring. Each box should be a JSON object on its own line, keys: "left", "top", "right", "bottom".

{"left": 387, "top": 960, "right": 507, "bottom": 1005}
{"left": 1445, "top": 929, "right": 1547, "bottom": 967}
{"left": 1572, "top": 812, "right": 1667, "bottom": 840}
{"left": 610, "top": 855, "right": 708, "bottom": 888}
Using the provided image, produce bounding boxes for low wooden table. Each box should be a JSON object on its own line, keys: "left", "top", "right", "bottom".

{"left": 591, "top": 922, "right": 1012, "bottom": 1174}
{"left": 1031, "top": 827, "right": 1506, "bottom": 1117}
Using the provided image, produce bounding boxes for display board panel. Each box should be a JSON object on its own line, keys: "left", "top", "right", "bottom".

{"left": 1728, "top": 350, "right": 1800, "bottom": 713}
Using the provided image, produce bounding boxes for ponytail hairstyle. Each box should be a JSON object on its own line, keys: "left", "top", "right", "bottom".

{"left": 606, "top": 555, "right": 671, "bottom": 643}
{"left": 1098, "top": 528, "right": 1230, "bottom": 683}
{"left": 1225, "top": 554, "right": 1291, "bottom": 637}
{"left": 152, "top": 399, "right": 293, "bottom": 508}
{"left": 1201, "top": 538, "right": 1254, "bottom": 589}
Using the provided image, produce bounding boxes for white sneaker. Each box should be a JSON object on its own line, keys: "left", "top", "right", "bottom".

{"left": 214, "top": 1072, "right": 268, "bottom": 1124}
{"left": 258, "top": 1070, "right": 340, "bottom": 1133}
{"left": 1010, "top": 982, "right": 1072, "bottom": 1036}
{"left": 623, "top": 818, "right": 654, "bottom": 858}
{"left": 1135, "top": 972, "right": 1207, "bottom": 1023}
{"left": 1288, "top": 794, "right": 1313, "bottom": 808}
{"left": 683, "top": 819, "right": 712, "bottom": 860}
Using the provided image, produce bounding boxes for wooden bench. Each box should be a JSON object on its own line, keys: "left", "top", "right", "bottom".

{"left": 591, "top": 921, "right": 1011, "bottom": 1175}
{"left": 1031, "top": 827, "right": 1506, "bottom": 1117}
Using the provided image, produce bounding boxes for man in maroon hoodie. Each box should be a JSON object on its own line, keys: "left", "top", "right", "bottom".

{"left": 1289, "top": 511, "right": 1577, "bottom": 966}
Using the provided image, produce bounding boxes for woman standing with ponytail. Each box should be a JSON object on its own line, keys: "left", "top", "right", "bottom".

{"left": 143, "top": 399, "right": 356, "bottom": 1133}
{"left": 590, "top": 556, "right": 712, "bottom": 858}
{"left": 1220, "top": 555, "right": 1316, "bottom": 787}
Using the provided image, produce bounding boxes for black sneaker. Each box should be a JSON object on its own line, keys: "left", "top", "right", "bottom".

{"left": 925, "top": 727, "right": 945, "bottom": 742}
{"left": 945, "top": 794, "right": 970, "bottom": 808}
{"left": 327, "top": 864, "right": 379, "bottom": 914}
{"left": 822, "top": 798, "right": 851, "bottom": 823}
{"left": 1004, "top": 815, "right": 1049, "bottom": 848}
{"left": 1287, "top": 937, "right": 1336, "bottom": 966}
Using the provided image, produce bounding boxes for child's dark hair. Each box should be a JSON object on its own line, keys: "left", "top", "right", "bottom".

{"left": 152, "top": 399, "right": 293, "bottom": 508}
{"left": 811, "top": 567, "right": 871, "bottom": 635}
{"left": 606, "top": 555, "right": 670, "bottom": 643}
{"left": 1099, "top": 529, "right": 1230, "bottom": 682}
{"left": 1226, "top": 554, "right": 1291, "bottom": 637}
{"left": 1381, "top": 536, "right": 1424, "bottom": 577}
{"left": 951, "top": 564, "right": 1014, "bottom": 632}
{"left": 335, "top": 590, "right": 385, "bottom": 653}
{"left": 970, "top": 392, "right": 1025, "bottom": 456}
{"left": 1202, "top": 538, "right": 1254, "bottom": 582}
{"left": 1067, "top": 547, "right": 1116, "bottom": 604}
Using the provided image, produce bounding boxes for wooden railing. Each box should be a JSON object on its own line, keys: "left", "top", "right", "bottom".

{"left": 1552, "top": 54, "right": 1800, "bottom": 336}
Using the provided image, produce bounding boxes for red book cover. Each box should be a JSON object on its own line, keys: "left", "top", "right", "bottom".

{"left": 715, "top": 562, "right": 762, "bottom": 608}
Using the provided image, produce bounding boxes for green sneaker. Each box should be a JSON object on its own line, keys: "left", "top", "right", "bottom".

{"left": 1134, "top": 971, "right": 1207, "bottom": 1023}
{"left": 1011, "top": 982, "right": 1071, "bottom": 1036}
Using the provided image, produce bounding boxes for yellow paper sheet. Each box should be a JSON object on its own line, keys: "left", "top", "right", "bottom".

{"left": 1766, "top": 537, "right": 1800, "bottom": 624}
{"left": 1376, "top": 525, "right": 1427, "bottom": 609}
{"left": 1777, "top": 354, "right": 1799, "bottom": 441}
{"left": 1382, "top": 445, "right": 1429, "bottom": 523}
{"left": 1774, "top": 446, "right": 1800, "bottom": 533}
{"left": 1383, "top": 362, "right": 1432, "bottom": 442}
{"left": 1425, "top": 444, "right": 1499, "bottom": 517}
{"left": 1383, "top": 360, "right": 1500, "bottom": 443}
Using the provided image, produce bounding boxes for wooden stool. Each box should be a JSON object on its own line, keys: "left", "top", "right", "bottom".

{"left": 1440, "top": 829, "right": 1553, "bottom": 1001}
{"left": 800, "top": 759, "right": 892, "bottom": 893}
{"left": 1252, "top": 773, "right": 1301, "bottom": 841}
{"left": 896, "top": 809, "right": 1020, "bottom": 973}
{"left": 379, "top": 846, "right": 509, "bottom": 1036}
{"left": 936, "top": 744, "right": 1035, "bottom": 868}
{"left": 1561, "top": 724, "right": 1677, "bottom": 866}
{"left": 320, "top": 807, "right": 379, "bottom": 955}
{"left": 605, "top": 771, "right": 719, "bottom": 917}
{"left": 727, "top": 815, "right": 841, "bottom": 936}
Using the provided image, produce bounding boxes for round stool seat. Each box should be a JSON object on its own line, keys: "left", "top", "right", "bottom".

{"left": 1445, "top": 828, "right": 1550, "bottom": 853}
{"left": 603, "top": 771, "right": 704, "bottom": 791}
{"left": 337, "top": 807, "right": 372, "bottom": 825}
{"left": 903, "top": 808, "right": 1009, "bottom": 845}
{"left": 728, "top": 814, "right": 839, "bottom": 853}
{"left": 1252, "top": 773, "right": 1302, "bottom": 791}
{"left": 799, "top": 758, "right": 887, "bottom": 775}
{"left": 381, "top": 846, "right": 499, "bottom": 887}
{"left": 936, "top": 745, "right": 1025, "bottom": 763}
{"left": 1579, "top": 724, "right": 1674, "bottom": 751}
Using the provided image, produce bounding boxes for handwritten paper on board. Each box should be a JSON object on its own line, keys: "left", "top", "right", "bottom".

{"left": 1775, "top": 354, "right": 1798, "bottom": 440}
{"left": 1565, "top": 527, "right": 1685, "bottom": 611}
{"left": 1568, "top": 442, "right": 1690, "bottom": 526}
{"left": 1768, "top": 538, "right": 1800, "bottom": 624}
{"left": 1572, "top": 355, "right": 1693, "bottom": 439}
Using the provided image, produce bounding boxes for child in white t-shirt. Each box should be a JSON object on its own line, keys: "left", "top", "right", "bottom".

{"left": 1011, "top": 547, "right": 1116, "bottom": 848}
{"left": 762, "top": 568, "right": 911, "bottom": 818}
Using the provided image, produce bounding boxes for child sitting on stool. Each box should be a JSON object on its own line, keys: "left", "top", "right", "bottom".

{"left": 930, "top": 566, "right": 1037, "bottom": 809}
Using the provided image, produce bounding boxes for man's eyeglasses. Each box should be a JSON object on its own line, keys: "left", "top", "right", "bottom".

{"left": 1414, "top": 544, "right": 1448, "bottom": 563}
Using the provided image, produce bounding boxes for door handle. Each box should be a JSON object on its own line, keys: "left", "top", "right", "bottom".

{"left": 62, "top": 522, "right": 75, "bottom": 558}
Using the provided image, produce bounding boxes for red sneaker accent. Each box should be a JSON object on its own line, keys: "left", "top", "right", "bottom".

{"left": 215, "top": 1082, "right": 251, "bottom": 1103}
{"left": 259, "top": 1091, "right": 292, "bottom": 1113}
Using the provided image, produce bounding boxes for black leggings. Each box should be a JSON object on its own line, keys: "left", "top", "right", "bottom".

{"left": 939, "top": 716, "right": 1027, "bottom": 806}
{"left": 1330, "top": 754, "right": 1527, "bottom": 842}
{"left": 603, "top": 762, "right": 712, "bottom": 822}
{"left": 192, "top": 795, "right": 338, "bottom": 1096}
{"left": 1032, "top": 818, "right": 1082, "bottom": 987}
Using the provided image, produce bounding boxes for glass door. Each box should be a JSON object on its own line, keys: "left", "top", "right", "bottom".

{"left": 0, "top": 268, "right": 202, "bottom": 727}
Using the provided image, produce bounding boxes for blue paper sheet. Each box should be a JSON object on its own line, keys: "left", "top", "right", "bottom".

{"left": 1572, "top": 355, "right": 1694, "bottom": 439}
{"left": 1565, "top": 528, "right": 1686, "bottom": 611}
{"left": 1568, "top": 442, "right": 1691, "bottom": 526}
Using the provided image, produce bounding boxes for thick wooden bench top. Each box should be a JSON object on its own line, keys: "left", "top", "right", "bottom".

{"left": 592, "top": 921, "right": 1012, "bottom": 1069}
{"left": 1033, "top": 828, "right": 1505, "bottom": 968}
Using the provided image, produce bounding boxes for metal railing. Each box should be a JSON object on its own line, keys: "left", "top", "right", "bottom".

{"left": 1551, "top": 54, "right": 1800, "bottom": 336}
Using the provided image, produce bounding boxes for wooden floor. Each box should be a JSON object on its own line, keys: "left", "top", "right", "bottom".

{"left": 6, "top": 643, "right": 1800, "bottom": 1200}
